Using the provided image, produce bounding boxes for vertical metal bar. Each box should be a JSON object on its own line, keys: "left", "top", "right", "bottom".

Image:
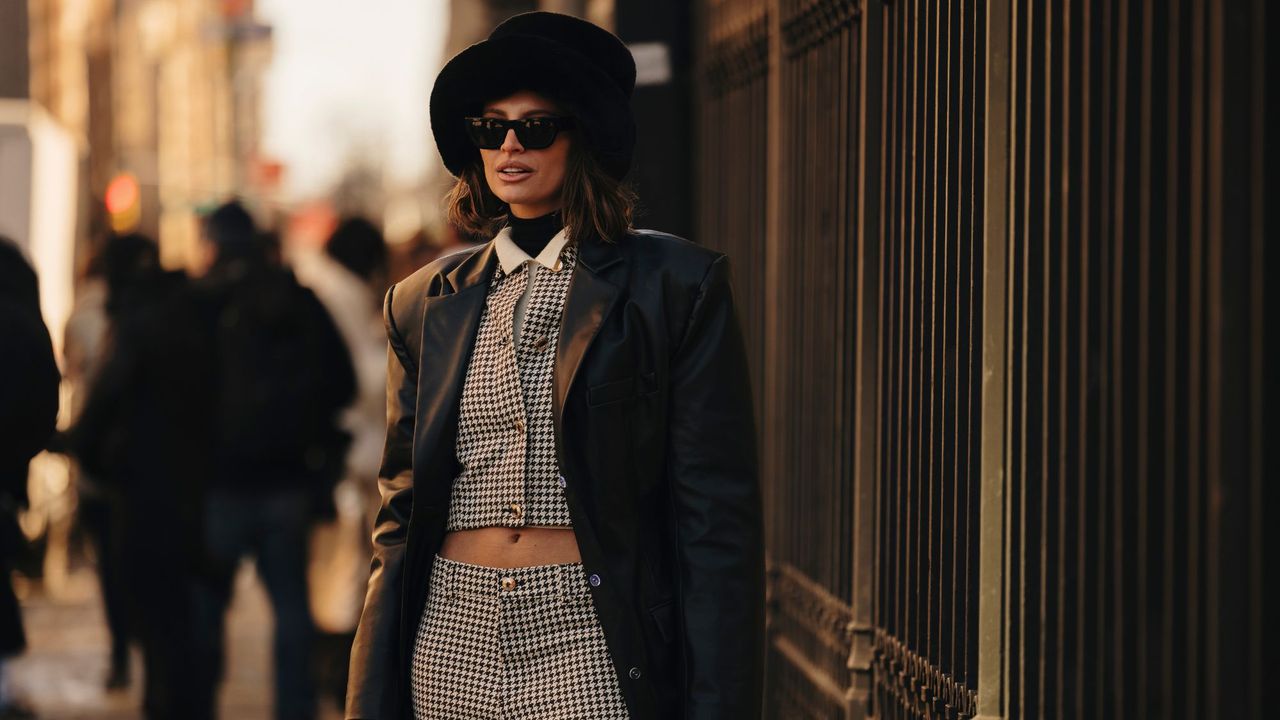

{"left": 976, "top": 0, "right": 1010, "bottom": 717}
{"left": 966, "top": 0, "right": 987, "bottom": 693}
{"left": 1246, "top": 2, "right": 1264, "bottom": 716}
{"left": 1108, "top": 2, "right": 1129, "bottom": 715}
{"left": 1039, "top": 1, "right": 1056, "bottom": 715}
{"left": 925, "top": 0, "right": 940, "bottom": 680}
{"left": 1186, "top": 0, "right": 1205, "bottom": 713}
{"left": 905, "top": 0, "right": 920, "bottom": 657}
{"left": 940, "top": 0, "right": 957, "bottom": 684}
{"left": 1135, "top": 0, "right": 1154, "bottom": 713}
{"left": 1055, "top": 3, "right": 1077, "bottom": 719}
{"left": 851, "top": 0, "right": 883, "bottom": 713}
{"left": 1203, "top": 0, "right": 1224, "bottom": 711}
{"left": 1075, "top": 0, "right": 1094, "bottom": 713}
{"left": 893, "top": 0, "right": 908, "bottom": 654}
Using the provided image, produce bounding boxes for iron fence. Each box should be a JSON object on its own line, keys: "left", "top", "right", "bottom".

{"left": 690, "top": 0, "right": 1268, "bottom": 718}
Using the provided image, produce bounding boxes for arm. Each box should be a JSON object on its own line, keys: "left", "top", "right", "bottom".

{"left": 65, "top": 331, "right": 133, "bottom": 480}
{"left": 0, "top": 301, "right": 60, "bottom": 503}
{"left": 666, "top": 255, "right": 766, "bottom": 719}
{"left": 346, "top": 283, "right": 417, "bottom": 720}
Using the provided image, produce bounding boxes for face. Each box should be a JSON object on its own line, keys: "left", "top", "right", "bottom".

{"left": 478, "top": 90, "right": 572, "bottom": 219}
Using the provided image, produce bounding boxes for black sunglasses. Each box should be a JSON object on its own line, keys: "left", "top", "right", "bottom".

{"left": 463, "top": 116, "right": 576, "bottom": 150}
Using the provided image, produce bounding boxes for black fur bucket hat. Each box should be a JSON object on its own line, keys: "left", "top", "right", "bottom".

{"left": 430, "top": 11, "right": 637, "bottom": 181}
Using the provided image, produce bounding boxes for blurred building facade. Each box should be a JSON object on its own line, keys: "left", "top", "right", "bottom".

{"left": 4, "top": 0, "right": 273, "bottom": 280}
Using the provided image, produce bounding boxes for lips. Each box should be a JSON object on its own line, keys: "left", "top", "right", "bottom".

{"left": 496, "top": 162, "right": 534, "bottom": 182}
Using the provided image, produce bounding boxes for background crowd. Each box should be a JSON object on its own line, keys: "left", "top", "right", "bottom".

{"left": 1, "top": 199, "right": 459, "bottom": 719}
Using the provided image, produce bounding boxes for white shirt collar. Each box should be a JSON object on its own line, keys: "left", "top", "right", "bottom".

{"left": 493, "top": 225, "right": 572, "bottom": 275}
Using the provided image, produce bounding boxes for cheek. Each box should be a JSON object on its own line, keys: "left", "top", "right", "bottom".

{"left": 544, "top": 146, "right": 571, "bottom": 187}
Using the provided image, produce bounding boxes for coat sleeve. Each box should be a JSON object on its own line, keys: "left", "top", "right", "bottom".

{"left": 666, "top": 254, "right": 766, "bottom": 719}
{"left": 0, "top": 300, "right": 60, "bottom": 503}
{"left": 66, "top": 323, "right": 136, "bottom": 481}
{"left": 346, "top": 283, "right": 417, "bottom": 720}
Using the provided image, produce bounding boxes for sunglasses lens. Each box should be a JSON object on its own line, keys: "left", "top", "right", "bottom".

{"left": 464, "top": 119, "right": 505, "bottom": 149}
{"left": 517, "top": 119, "right": 557, "bottom": 149}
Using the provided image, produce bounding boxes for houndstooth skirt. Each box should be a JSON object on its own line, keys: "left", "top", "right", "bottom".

{"left": 410, "top": 553, "right": 631, "bottom": 719}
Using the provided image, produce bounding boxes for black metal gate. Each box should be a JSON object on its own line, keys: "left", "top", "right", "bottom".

{"left": 870, "top": 0, "right": 986, "bottom": 717}
{"left": 690, "top": 0, "right": 1269, "bottom": 718}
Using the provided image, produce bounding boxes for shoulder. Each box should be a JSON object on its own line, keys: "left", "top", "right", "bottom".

{"left": 618, "top": 228, "right": 727, "bottom": 289}
{"left": 384, "top": 241, "right": 487, "bottom": 346}
{"left": 389, "top": 243, "right": 484, "bottom": 305}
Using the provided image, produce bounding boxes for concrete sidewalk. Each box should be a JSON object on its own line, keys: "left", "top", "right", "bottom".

{"left": 8, "top": 564, "right": 344, "bottom": 720}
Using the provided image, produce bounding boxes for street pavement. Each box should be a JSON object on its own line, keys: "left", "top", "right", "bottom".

{"left": 9, "top": 564, "right": 344, "bottom": 720}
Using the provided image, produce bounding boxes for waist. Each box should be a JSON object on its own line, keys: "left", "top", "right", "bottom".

{"left": 431, "top": 552, "right": 592, "bottom": 598}
{"left": 438, "top": 525, "right": 581, "bottom": 567}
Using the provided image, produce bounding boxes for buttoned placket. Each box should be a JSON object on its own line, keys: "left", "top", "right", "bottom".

{"left": 491, "top": 264, "right": 531, "bottom": 527}
{"left": 448, "top": 240, "right": 578, "bottom": 534}
{"left": 512, "top": 252, "right": 572, "bottom": 525}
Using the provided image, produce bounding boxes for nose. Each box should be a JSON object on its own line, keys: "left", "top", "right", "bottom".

{"left": 500, "top": 128, "right": 523, "bottom": 152}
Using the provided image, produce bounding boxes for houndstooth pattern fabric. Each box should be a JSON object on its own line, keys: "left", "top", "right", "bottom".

{"left": 410, "top": 553, "right": 631, "bottom": 719}
{"left": 446, "top": 241, "right": 578, "bottom": 531}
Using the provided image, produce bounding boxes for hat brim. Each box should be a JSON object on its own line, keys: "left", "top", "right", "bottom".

{"left": 430, "top": 34, "right": 635, "bottom": 180}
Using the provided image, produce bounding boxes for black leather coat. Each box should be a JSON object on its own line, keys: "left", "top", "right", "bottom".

{"left": 345, "top": 229, "right": 765, "bottom": 720}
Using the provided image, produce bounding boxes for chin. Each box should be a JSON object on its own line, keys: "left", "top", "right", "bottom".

{"left": 498, "top": 189, "right": 552, "bottom": 207}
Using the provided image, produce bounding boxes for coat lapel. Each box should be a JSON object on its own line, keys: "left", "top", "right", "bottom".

{"left": 412, "top": 242, "right": 498, "bottom": 503}
{"left": 554, "top": 237, "right": 625, "bottom": 427}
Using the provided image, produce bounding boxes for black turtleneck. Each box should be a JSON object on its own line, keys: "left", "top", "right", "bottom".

{"left": 507, "top": 209, "right": 564, "bottom": 259}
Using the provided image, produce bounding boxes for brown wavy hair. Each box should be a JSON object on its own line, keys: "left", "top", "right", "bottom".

{"left": 444, "top": 137, "right": 637, "bottom": 244}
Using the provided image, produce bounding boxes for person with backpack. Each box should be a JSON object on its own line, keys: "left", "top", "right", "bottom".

{"left": 191, "top": 201, "right": 356, "bottom": 720}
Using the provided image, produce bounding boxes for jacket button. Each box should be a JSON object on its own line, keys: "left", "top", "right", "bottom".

{"left": 533, "top": 334, "right": 549, "bottom": 351}
{"left": 508, "top": 502, "right": 524, "bottom": 519}
{"left": 588, "top": 573, "right": 601, "bottom": 587}
{"left": 514, "top": 418, "right": 525, "bottom": 433}
{"left": 557, "top": 474, "right": 567, "bottom": 488}
{"left": 628, "top": 666, "right": 642, "bottom": 680}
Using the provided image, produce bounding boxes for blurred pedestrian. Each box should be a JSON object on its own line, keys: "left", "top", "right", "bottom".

{"left": 62, "top": 248, "right": 133, "bottom": 691}
{"left": 66, "top": 232, "right": 214, "bottom": 719}
{"left": 346, "top": 12, "right": 762, "bottom": 720}
{"left": 192, "top": 201, "right": 355, "bottom": 720}
{"left": 291, "top": 216, "right": 388, "bottom": 712}
{"left": 0, "top": 236, "right": 60, "bottom": 720}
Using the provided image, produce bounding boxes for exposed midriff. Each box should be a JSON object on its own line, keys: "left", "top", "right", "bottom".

{"left": 437, "top": 526, "right": 582, "bottom": 567}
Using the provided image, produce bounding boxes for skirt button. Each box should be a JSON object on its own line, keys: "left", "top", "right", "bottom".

{"left": 501, "top": 576, "right": 517, "bottom": 591}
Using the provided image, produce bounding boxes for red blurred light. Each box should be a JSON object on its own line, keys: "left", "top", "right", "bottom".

{"left": 105, "top": 173, "right": 140, "bottom": 215}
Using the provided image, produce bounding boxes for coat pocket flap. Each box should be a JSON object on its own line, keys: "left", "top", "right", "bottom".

{"left": 588, "top": 375, "right": 636, "bottom": 406}
{"left": 647, "top": 598, "right": 676, "bottom": 645}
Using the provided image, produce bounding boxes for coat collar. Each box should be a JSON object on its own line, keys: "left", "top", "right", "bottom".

{"left": 443, "top": 240, "right": 499, "bottom": 293}
{"left": 442, "top": 232, "right": 624, "bottom": 293}
{"left": 553, "top": 235, "right": 626, "bottom": 426}
{"left": 494, "top": 226, "right": 573, "bottom": 274}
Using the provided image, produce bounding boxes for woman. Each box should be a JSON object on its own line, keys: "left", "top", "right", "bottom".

{"left": 346, "top": 12, "right": 764, "bottom": 720}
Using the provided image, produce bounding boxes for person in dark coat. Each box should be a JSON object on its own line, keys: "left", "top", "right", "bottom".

{"left": 345, "top": 12, "right": 764, "bottom": 720}
{"left": 191, "top": 201, "right": 356, "bottom": 720}
{"left": 68, "top": 232, "right": 216, "bottom": 720}
{"left": 0, "top": 236, "right": 60, "bottom": 720}
{"left": 63, "top": 247, "right": 133, "bottom": 691}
